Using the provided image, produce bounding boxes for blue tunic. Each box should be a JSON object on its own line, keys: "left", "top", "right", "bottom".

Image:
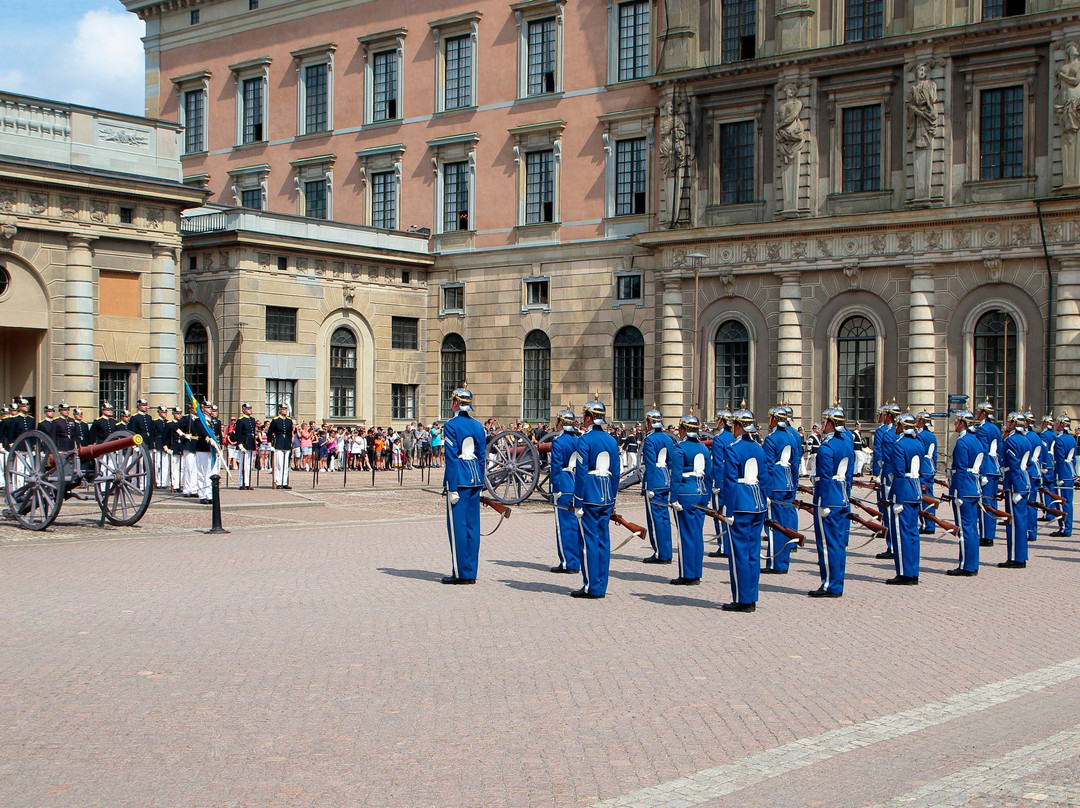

{"left": 573, "top": 425, "right": 621, "bottom": 596}
{"left": 549, "top": 428, "right": 582, "bottom": 571}
{"left": 812, "top": 431, "right": 855, "bottom": 594}
{"left": 442, "top": 411, "right": 488, "bottom": 580}
{"left": 950, "top": 429, "right": 984, "bottom": 572}
{"left": 641, "top": 428, "right": 676, "bottom": 562}
{"left": 884, "top": 433, "right": 924, "bottom": 578}
{"left": 671, "top": 436, "right": 711, "bottom": 580}
{"left": 763, "top": 425, "right": 802, "bottom": 572}
{"left": 723, "top": 435, "right": 766, "bottom": 605}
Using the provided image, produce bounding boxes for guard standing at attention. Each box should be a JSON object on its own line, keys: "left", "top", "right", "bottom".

{"left": 441, "top": 385, "right": 487, "bottom": 585}
{"left": 36, "top": 404, "right": 57, "bottom": 441}
{"left": 54, "top": 402, "right": 78, "bottom": 451}
{"left": 872, "top": 401, "right": 900, "bottom": 559}
{"left": 571, "top": 396, "right": 621, "bottom": 599}
{"left": 641, "top": 406, "right": 675, "bottom": 565}
{"left": 809, "top": 404, "right": 854, "bottom": 598}
{"left": 548, "top": 406, "right": 582, "bottom": 574}
{"left": 72, "top": 407, "right": 90, "bottom": 446}
{"left": 722, "top": 405, "right": 766, "bottom": 612}
{"left": 708, "top": 409, "right": 735, "bottom": 559}
{"left": 1023, "top": 408, "right": 1045, "bottom": 545}
{"left": 915, "top": 412, "right": 938, "bottom": 535}
{"left": 88, "top": 401, "right": 118, "bottom": 445}
{"left": 152, "top": 405, "right": 170, "bottom": 490}
{"left": 975, "top": 400, "right": 1003, "bottom": 547}
{"left": 1038, "top": 415, "right": 1058, "bottom": 519}
{"left": 1000, "top": 410, "right": 1033, "bottom": 568}
{"left": 1052, "top": 414, "right": 1076, "bottom": 537}
{"left": 762, "top": 404, "right": 802, "bottom": 574}
{"left": 267, "top": 403, "right": 294, "bottom": 490}
{"left": 166, "top": 407, "right": 184, "bottom": 492}
{"left": 669, "top": 413, "right": 711, "bottom": 585}
{"left": 884, "top": 412, "right": 923, "bottom": 585}
{"left": 233, "top": 403, "right": 257, "bottom": 490}
{"left": 128, "top": 399, "right": 154, "bottom": 445}
{"left": 947, "top": 409, "right": 984, "bottom": 576}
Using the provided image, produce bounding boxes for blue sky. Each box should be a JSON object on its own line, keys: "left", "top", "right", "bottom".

{"left": 0, "top": 1, "right": 145, "bottom": 115}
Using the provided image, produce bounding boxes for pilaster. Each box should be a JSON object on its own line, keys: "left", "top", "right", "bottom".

{"left": 776, "top": 271, "right": 804, "bottom": 422}
{"left": 658, "top": 276, "right": 685, "bottom": 416}
{"left": 64, "top": 235, "right": 96, "bottom": 402}
{"left": 1054, "top": 257, "right": 1080, "bottom": 411}
{"left": 149, "top": 243, "right": 180, "bottom": 402}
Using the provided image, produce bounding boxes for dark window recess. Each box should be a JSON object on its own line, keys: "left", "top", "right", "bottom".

{"left": 617, "top": 275, "right": 642, "bottom": 300}
{"left": 277, "top": 256, "right": 288, "bottom": 271}
{"left": 190, "top": 9, "right": 199, "bottom": 24}
{"left": 401, "top": 270, "right": 410, "bottom": 284}
{"left": 391, "top": 316, "right": 419, "bottom": 350}
{"left": 265, "top": 306, "right": 298, "bottom": 342}
{"left": 188, "top": 256, "right": 197, "bottom": 271}
{"left": 119, "top": 207, "right": 133, "bottom": 224}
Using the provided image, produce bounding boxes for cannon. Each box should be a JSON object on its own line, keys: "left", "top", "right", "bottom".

{"left": 3, "top": 429, "right": 154, "bottom": 531}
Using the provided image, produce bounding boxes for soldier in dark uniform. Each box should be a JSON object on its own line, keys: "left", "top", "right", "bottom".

{"left": 53, "top": 402, "right": 79, "bottom": 451}
{"left": 5, "top": 398, "right": 35, "bottom": 447}
{"left": 166, "top": 407, "right": 184, "bottom": 493}
{"left": 232, "top": 402, "right": 257, "bottom": 489}
{"left": 72, "top": 407, "right": 90, "bottom": 446}
{"left": 36, "top": 404, "right": 57, "bottom": 441}
{"left": 178, "top": 404, "right": 200, "bottom": 497}
{"left": 88, "top": 402, "right": 118, "bottom": 445}
{"left": 152, "top": 405, "right": 170, "bottom": 489}
{"left": 128, "top": 399, "right": 154, "bottom": 443}
{"left": 267, "top": 403, "right": 294, "bottom": 489}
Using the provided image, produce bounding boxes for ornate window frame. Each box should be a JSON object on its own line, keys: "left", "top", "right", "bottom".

{"left": 290, "top": 154, "right": 335, "bottom": 219}
{"left": 357, "top": 144, "right": 405, "bottom": 229}
{"left": 171, "top": 69, "right": 211, "bottom": 155}
{"left": 599, "top": 109, "right": 653, "bottom": 232}
{"left": 510, "top": 120, "right": 564, "bottom": 241}
{"left": 291, "top": 42, "right": 336, "bottom": 137}
{"left": 608, "top": 0, "right": 653, "bottom": 84}
{"left": 826, "top": 306, "right": 885, "bottom": 415}
{"left": 359, "top": 28, "right": 407, "bottom": 125}
{"left": 227, "top": 164, "right": 270, "bottom": 210}
{"left": 230, "top": 56, "right": 272, "bottom": 147}
{"left": 512, "top": 0, "right": 566, "bottom": 100}
{"left": 429, "top": 12, "right": 481, "bottom": 114}
{"left": 428, "top": 133, "right": 480, "bottom": 246}
{"left": 962, "top": 298, "right": 1028, "bottom": 411}
{"left": 824, "top": 72, "right": 895, "bottom": 212}
{"left": 701, "top": 89, "right": 768, "bottom": 224}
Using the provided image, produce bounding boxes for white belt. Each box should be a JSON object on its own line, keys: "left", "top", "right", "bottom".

{"left": 905, "top": 472, "right": 920, "bottom": 478}
{"left": 682, "top": 471, "right": 704, "bottom": 478}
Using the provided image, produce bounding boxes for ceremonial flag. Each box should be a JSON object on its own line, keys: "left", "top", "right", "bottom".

{"left": 183, "top": 380, "right": 218, "bottom": 463}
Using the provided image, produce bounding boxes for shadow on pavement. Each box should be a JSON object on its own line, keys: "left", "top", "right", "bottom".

{"left": 631, "top": 592, "right": 724, "bottom": 609}
{"left": 499, "top": 579, "right": 573, "bottom": 595}
{"left": 490, "top": 559, "right": 551, "bottom": 572}
{"left": 377, "top": 567, "right": 444, "bottom": 581}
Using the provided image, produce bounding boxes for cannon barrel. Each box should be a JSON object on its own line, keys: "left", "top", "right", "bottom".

{"left": 76, "top": 433, "right": 142, "bottom": 462}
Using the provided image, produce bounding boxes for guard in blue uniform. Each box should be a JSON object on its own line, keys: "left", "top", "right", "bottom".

{"left": 721, "top": 406, "right": 766, "bottom": 612}
{"left": 809, "top": 405, "right": 854, "bottom": 597}
{"left": 947, "top": 410, "right": 984, "bottom": 576}
{"left": 441, "top": 386, "right": 487, "bottom": 584}
{"left": 1000, "top": 411, "right": 1033, "bottom": 568}
{"left": 762, "top": 405, "right": 802, "bottom": 574}
{"left": 1038, "top": 415, "right": 1058, "bottom": 519}
{"left": 872, "top": 402, "right": 900, "bottom": 559}
{"left": 974, "top": 400, "right": 1003, "bottom": 547}
{"left": 571, "top": 397, "right": 621, "bottom": 599}
{"left": 915, "top": 412, "right": 938, "bottom": 535}
{"left": 1023, "top": 408, "right": 1043, "bottom": 544}
{"left": 884, "top": 412, "right": 923, "bottom": 584}
{"left": 669, "top": 413, "right": 711, "bottom": 585}
{"left": 707, "top": 410, "right": 735, "bottom": 558}
{"left": 1052, "top": 414, "right": 1076, "bottom": 537}
{"left": 548, "top": 406, "right": 582, "bottom": 574}
{"left": 641, "top": 407, "right": 675, "bottom": 565}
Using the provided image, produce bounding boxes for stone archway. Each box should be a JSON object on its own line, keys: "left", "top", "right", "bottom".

{"left": 0, "top": 257, "right": 49, "bottom": 411}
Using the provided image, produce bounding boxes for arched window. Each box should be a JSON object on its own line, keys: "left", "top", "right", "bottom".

{"left": 440, "top": 333, "right": 467, "bottom": 420}
{"left": 974, "top": 309, "right": 1018, "bottom": 415}
{"left": 329, "top": 327, "right": 357, "bottom": 418}
{"left": 184, "top": 322, "right": 209, "bottom": 403}
{"left": 714, "top": 320, "right": 749, "bottom": 413}
{"left": 837, "top": 315, "right": 876, "bottom": 423}
{"left": 613, "top": 326, "right": 644, "bottom": 422}
{"left": 522, "top": 330, "right": 551, "bottom": 422}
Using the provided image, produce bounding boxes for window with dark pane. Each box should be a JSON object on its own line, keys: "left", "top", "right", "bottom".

{"left": 371, "top": 170, "right": 396, "bottom": 229}
{"left": 442, "top": 284, "right": 464, "bottom": 313}
{"left": 265, "top": 306, "right": 297, "bottom": 342}
{"left": 184, "top": 322, "right": 209, "bottom": 403}
{"left": 617, "top": 0, "right": 650, "bottom": 80}
{"left": 525, "top": 278, "right": 549, "bottom": 308}
{"left": 329, "top": 327, "right": 356, "bottom": 419}
{"left": 525, "top": 150, "right": 554, "bottom": 224}
{"left": 617, "top": 274, "right": 642, "bottom": 301}
{"left": 391, "top": 316, "right": 419, "bottom": 350}
{"left": 242, "top": 77, "right": 264, "bottom": 143}
{"left": 304, "top": 179, "right": 327, "bottom": 219}
{"left": 445, "top": 35, "right": 472, "bottom": 109}
{"left": 720, "top": 120, "right": 754, "bottom": 204}
{"left": 842, "top": 105, "right": 881, "bottom": 193}
{"left": 980, "top": 86, "right": 1024, "bottom": 180}
{"left": 615, "top": 138, "right": 647, "bottom": 215}
{"left": 721, "top": 0, "right": 756, "bottom": 63}
{"left": 441, "top": 333, "right": 467, "bottom": 420}
{"left": 837, "top": 316, "right": 876, "bottom": 424}
{"left": 100, "top": 368, "right": 130, "bottom": 413}
{"left": 983, "top": 0, "right": 1025, "bottom": 18}
{"left": 522, "top": 330, "right": 551, "bottom": 421}
{"left": 183, "top": 89, "right": 205, "bottom": 154}
{"left": 844, "top": 0, "right": 882, "bottom": 42}
{"left": 526, "top": 18, "right": 557, "bottom": 95}
{"left": 613, "top": 326, "right": 645, "bottom": 422}
{"left": 714, "top": 320, "right": 749, "bottom": 413}
{"left": 240, "top": 188, "right": 262, "bottom": 210}
{"left": 265, "top": 379, "right": 295, "bottom": 418}
{"left": 373, "top": 50, "right": 399, "bottom": 121}
{"left": 304, "top": 63, "right": 328, "bottom": 134}
{"left": 974, "top": 310, "right": 1018, "bottom": 415}
{"left": 442, "top": 161, "right": 469, "bottom": 231}
{"left": 391, "top": 384, "right": 417, "bottom": 419}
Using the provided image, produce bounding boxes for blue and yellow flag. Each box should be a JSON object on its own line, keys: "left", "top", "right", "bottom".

{"left": 183, "top": 381, "right": 218, "bottom": 463}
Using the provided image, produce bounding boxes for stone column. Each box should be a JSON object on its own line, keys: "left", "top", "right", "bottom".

{"left": 64, "top": 235, "right": 96, "bottom": 403}
{"left": 907, "top": 266, "right": 937, "bottom": 415}
{"left": 776, "top": 271, "right": 804, "bottom": 421}
{"left": 149, "top": 244, "right": 180, "bottom": 403}
{"left": 658, "top": 276, "right": 686, "bottom": 417}
{"left": 1054, "top": 258, "right": 1080, "bottom": 411}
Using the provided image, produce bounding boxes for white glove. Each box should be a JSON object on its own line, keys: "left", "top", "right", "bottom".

{"left": 1012, "top": 493, "right": 1023, "bottom": 505}
{"left": 894, "top": 503, "right": 904, "bottom": 514}
{"left": 574, "top": 508, "right": 584, "bottom": 519}
{"left": 981, "top": 477, "right": 988, "bottom": 487}
{"left": 646, "top": 490, "right": 654, "bottom": 500}
{"left": 671, "top": 501, "right": 683, "bottom": 512}
{"left": 449, "top": 491, "right": 460, "bottom": 506}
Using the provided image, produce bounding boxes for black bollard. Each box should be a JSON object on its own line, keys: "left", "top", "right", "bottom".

{"left": 206, "top": 474, "right": 229, "bottom": 534}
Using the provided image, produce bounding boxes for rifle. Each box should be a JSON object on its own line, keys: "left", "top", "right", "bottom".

{"left": 698, "top": 503, "right": 805, "bottom": 546}
{"left": 798, "top": 484, "right": 814, "bottom": 496}
{"left": 793, "top": 500, "right": 815, "bottom": 515}
{"left": 480, "top": 496, "right": 512, "bottom": 518}
{"left": 922, "top": 494, "right": 940, "bottom": 507}
{"left": 920, "top": 509, "right": 959, "bottom": 535}
{"left": 849, "top": 512, "right": 887, "bottom": 535}
{"left": 1029, "top": 499, "right": 1066, "bottom": 519}
{"left": 980, "top": 501, "right": 1011, "bottom": 520}
{"left": 853, "top": 479, "right": 879, "bottom": 490}
{"left": 1039, "top": 486, "right": 1066, "bottom": 503}
{"left": 850, "top": 497, "right": 883, "bottom": 519}
{"left": 610, "top": 513, "right": 646, "bottom": 539}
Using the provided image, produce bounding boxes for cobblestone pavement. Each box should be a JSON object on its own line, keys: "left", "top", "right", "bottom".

{"left": 1, "top": 479, "right": 1078, "bottom": 808}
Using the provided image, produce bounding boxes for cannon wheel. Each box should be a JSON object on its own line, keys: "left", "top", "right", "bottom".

{"left": 3, "top": 430, "right": 66, "bottom": 531}
{"left": 92, "top": 430, "right": 154, "bottom": 526}
{"left": 485, "top": 429, "right": 540, "bottom": 505}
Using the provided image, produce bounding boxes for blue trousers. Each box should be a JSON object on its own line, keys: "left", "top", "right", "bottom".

{"left": 1056, "top": 483, "right": 1074, "bottom": 536}
{"left": 888, "top": 500, "right": 920, "bottom": 578}
{"left": 711, "top": 490, "right": 731, "bottom": 554}
{"left": 578, "top": 504, "right": 612, "bottom": 596}
{"left": 728, "top": 510, "right": 765, "bottom": 604}
{"left": 813, "top": 503, "right": 849, "bottom": 594}
{"left": 952, "top": 497, "right": 980, "bottom": 572}
{"left": 1004, "top": 493, "right": 1030, "bottom": 563}
{"left": 446, "top": 486, "right": 481, "bottom": 580}
{"left": 1028, "top": 485, "right": 1041, "bottom": 542}
{"left": 980, "top": 475, "right": 1001, "bottom": 543}
{"left": 554, "top": 492, "right": 581, "bottom": 571}
{"left": 878, "top": 489, "right": 894, "bottom": 552}
{"left": 919, "top": 478, "right": 936, "bottom": 531}
{"left": 765, "top": 490, "right": 797, "bottom": 572}
{"left": 645, "top": 489, "right": 672, "bottom": 561}
{"left": 674, "top": 493, "right": 707, "bottom": 580}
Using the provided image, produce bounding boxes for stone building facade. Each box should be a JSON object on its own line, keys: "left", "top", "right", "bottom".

{"left": 0, "top": 92, "right": 204, "bottom": 415}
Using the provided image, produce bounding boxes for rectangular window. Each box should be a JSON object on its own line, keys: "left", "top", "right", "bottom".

{"left": 265, "top": 306, "right": 298, "bottom": 342}
{"left": 525, "top": 278, "right": 549, "bottom": 308}
{"left": 372, "top": 50, "right": 399, "bottom": 121}
{"left": 616, "top": 274, "right": 642, "bottom": 301}
{"left": 721, "top": 0, "right": 756, "bottom": 63}
{"left": 617, "top": 1, "right": 650, "bottom": 81}
{"left": 844, "top": 0, "right": 883, "bottom": 42}
{"left": 525, "top": 150, "right": 554, "bottom": 224}
{"left": 100, "top": 368, "right": 130, "bottom": 413}
{"left": 265, "top": 379, "right": 295, "bottom": 419}
{"left": 329, "top": 342, "right": 356, "bottom": 419}
{"left": 444, "top": 35, "right": 472, "bottom": 109}
{"left": 442, "top": 160, "right": 470, "bottom": 231}
{"left": 615, "top": 138, "right": 647, "bottom": 215}
{"left": 304, "top": 179, "right": 327, "bottom": 219}
{"left": 526, "top": 18, "right": 557, "bottom": 95}
{"left": 371, "top": 170, "right": 396, "bottom": 229}
{"left": 980, "top": 86, "right": 1024, "bottom": 180}
{"left": 719, "top": 120, "right": 755, "bottom": 204}
{"left": 391, "top": 384, "right": 417, "bottom": 419}
{"left": 277, "top": 256, "right": 288, "bottom": 271}
{"left": 183, "top": 89, "right": 205, "bottom": 154}
{"left": 190, "top": 9, "right": 200, "bottom": 24}
{"left": 391, "top": 316, "right": 419, "bottom": 350}
{"left": 240, "top": 188, "right": 262, "bottom": 210}
{"left": 250, "top": 0, "right": 260, "bottom": 9}
{"left": 119, "top": 207, "right": 134, "bottom": 224}
{"left": 983, "top": 0, "right": 1025, "bottom": 18}
{"left": 442, "top": 284, "right": 465, "bottom": 313}
{"left": 242, "top": 77, "right": 264, "bottom": 143}
{"left": 304, "top": 63, "right": 328, "bottom": 134}
{"left": 842, "top": 104, "right": 881, "bottom": 193}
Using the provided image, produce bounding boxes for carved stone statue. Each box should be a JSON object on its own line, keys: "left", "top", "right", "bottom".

{"left": 1056, "top": 41, "right": 1080, "bottom": 186}
{"left": 658, "top": 98, "right": 694, "bottom": 227}
{"left": 774, "top": 84, "right": 806, "bottom": 166}
{"left": 907, "top": 63, "right": 938, "bottom": 150}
